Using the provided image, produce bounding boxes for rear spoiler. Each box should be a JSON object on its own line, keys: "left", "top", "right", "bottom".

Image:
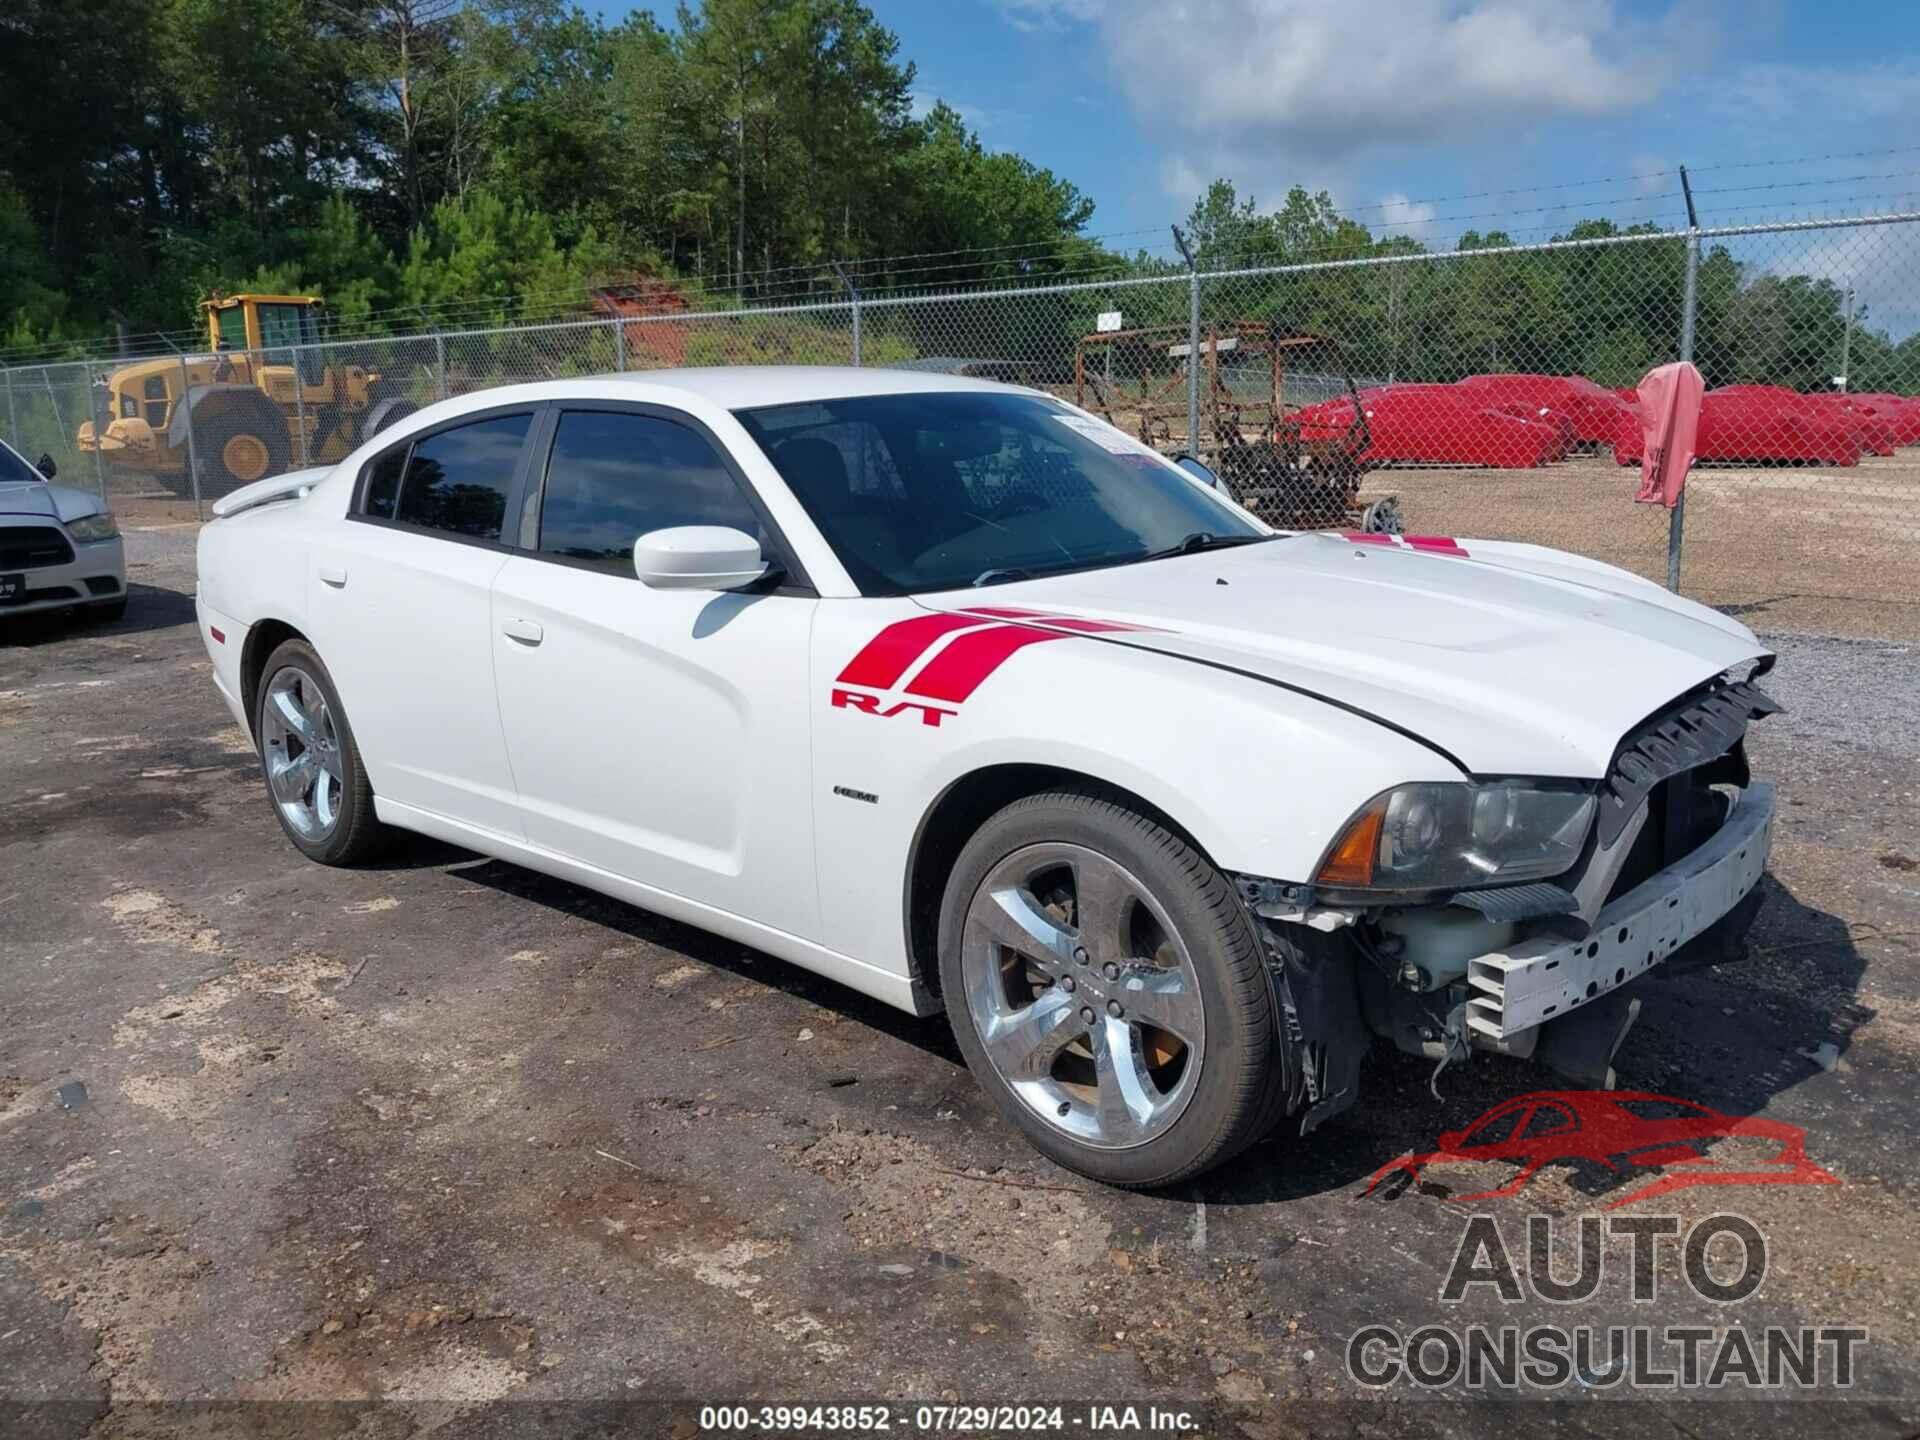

{"left": 209, "top": 466, "right": 332, "bottom": 519}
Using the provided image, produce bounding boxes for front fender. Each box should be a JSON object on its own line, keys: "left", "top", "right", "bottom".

{"left": 810, "top": 601, "right": 1460, "bottom": 978}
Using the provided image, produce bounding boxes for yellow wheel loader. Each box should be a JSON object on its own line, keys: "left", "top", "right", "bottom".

{"left": 76, "top": 295, "right": 420, "bottom": 497}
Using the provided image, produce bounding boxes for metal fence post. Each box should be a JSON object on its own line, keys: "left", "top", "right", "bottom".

{"left": 291, "top": 347, "right": 308, "bottom": 466}
{"left": 611, "top": 317, "right": 626, "bottom": 372}
{"left": 1169, "top": 227, "right": 1201, "bottom": 456}
{"left": 84, "top": 361, "right": 107, "bottom": 499}
{"left": 831, "top": 262, "right": 863, "bottom": 366}
{"left": 1668, "top": 168, "right": 1701, "bottom": 593}
{"left": 435, "top": 335, "right": 448, "bottom": 399}
{"left": 4, "top": 367, "right": 15, "bottom": 448}
{"left": 179, "top": 356, "right": 204, "bottom": 516}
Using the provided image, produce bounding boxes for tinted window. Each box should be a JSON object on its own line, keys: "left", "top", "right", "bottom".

{"left": 393, "top": 413, "right": 531, "bottom": 539}
{"left": 363, "top": 447, "right": 407, "bottom": 519}
{"left": 537, "top": 411, "right": 763, "bottom": 575}
{"left": 0, "top": 441, "right": 42, "bottom": 486}
{"left": 734, "top": 391, "right": 1264, "bottom": 595}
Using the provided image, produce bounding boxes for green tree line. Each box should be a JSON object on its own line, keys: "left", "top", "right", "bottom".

{"left": 2, "top": 0, "right": 1913, "bottom": 393}
{"left": 0, "top": 0, "right": 1100, "bottom": 350}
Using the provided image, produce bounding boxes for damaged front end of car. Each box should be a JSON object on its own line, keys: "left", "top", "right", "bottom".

{"left": 1229, "top": 670, "right": 1781, "bottom": 1136}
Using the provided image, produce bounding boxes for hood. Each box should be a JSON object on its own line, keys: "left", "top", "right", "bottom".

{"left": 915, "top": 533, "right": 1768, "bottom": 778}
{"left": 0, "top": 480, "right": 111, "bottom": 524}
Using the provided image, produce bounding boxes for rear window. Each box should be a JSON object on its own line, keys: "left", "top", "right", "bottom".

{"left": 363, "top": 448, "right": 406, "bottom": 519}
{"left": 383, "top": 413, "right": 531, "bottom": 540}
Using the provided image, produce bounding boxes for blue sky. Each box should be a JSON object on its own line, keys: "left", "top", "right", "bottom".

{"left": 592, "top": 0, "right": 1920, "bottom": 257}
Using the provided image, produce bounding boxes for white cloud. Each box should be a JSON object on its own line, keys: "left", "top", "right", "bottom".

{"left": 1377, "top": 192, "right": 1438, "bottom": 235}
{"left": 1090, "top": 1, "right": 1707, "bottom": 150}
{"left": 1032, "top": 0, "right": 1719, "bottom": 207}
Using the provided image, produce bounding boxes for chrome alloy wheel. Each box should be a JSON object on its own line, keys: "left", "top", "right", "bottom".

{"left": 261, "top": 667, "right": 344, "bottom": 841}
{"left": 962, "top": 843, "right": 1206, "bottom": 1149}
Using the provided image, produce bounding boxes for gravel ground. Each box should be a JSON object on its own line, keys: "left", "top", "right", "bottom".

{"left": 1, "top": 524, "right": 1917, "bottom": 1436}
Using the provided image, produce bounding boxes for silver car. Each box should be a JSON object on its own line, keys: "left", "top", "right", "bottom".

{"left": 0, "top": 440, "right": 127, "bottom": 622}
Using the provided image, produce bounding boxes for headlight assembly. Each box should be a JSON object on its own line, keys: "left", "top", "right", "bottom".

{"left": 1316, "top": 781, "right": 1595, "bottom": 892}
{"left": 66, "top": 511, "right": 119, "bottom": 542}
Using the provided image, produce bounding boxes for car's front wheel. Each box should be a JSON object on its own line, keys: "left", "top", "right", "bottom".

{"left": 254, "top": 638, "right": 388, "bottom": 865}
{"left": 938, "top": 789, "right": 1287, "bottom": 1188}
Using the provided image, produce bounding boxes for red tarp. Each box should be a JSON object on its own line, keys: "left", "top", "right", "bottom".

{"left": 1454, "top": 373, "right": 1641, "bottom": 453}
{"left": 1293, "top": 384, "right": 1563, "bottom": 469}
{"left": 1714, "top": 385, "right": 1893, "bottom": 457}
{"left": 1282, "top": 371, "right": 1915, "bottom": 473}
{"left": 1617, "top": 387, "right": 1865, "bottom": 466}
{"left": 1838, "top": 392, "right": 1920, "bottom": 447}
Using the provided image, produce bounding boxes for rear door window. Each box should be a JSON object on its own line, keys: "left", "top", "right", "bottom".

{"left": 389, "top": 413, "right": 532, "bottom": 540}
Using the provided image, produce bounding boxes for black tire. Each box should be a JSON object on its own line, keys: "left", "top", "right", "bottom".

{"left": 253, "top": 637, "right": 389, "bottom": 865}
{"left": 81, "top": 596, "right": 128, "bottom": 624}
{"left": 937, "top": 788, "right": 1285, "bottom": 1188}
{"left": 202, "top": 402, "right": 291, "bottom": 492}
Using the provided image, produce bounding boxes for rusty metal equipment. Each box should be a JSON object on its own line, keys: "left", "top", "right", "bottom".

{"left": 1073, "top": 321, "right": 1398, "bottom": 532}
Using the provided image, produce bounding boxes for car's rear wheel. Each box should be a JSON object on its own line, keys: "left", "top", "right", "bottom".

{"left": 938, "top": 789, "right": 1285, "bottom": 1188}
{"left": 254, "top": 638, "right": 388, "bottom": 865}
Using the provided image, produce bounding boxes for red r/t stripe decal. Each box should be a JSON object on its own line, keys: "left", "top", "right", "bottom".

{"left": 835, "top": 612, "right": 990, "bottom": 690}
{"left": 904, "top": 624, "right": 1065, "bottom": 703}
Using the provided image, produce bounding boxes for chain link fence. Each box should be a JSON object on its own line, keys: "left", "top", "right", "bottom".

{"left": 6, "top": 213, "right": 1917, "bottom": 640}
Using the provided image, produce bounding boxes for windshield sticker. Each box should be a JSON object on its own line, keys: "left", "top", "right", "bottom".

{"left": 1051, "top": 413, "right": 1148, "bottom": 455}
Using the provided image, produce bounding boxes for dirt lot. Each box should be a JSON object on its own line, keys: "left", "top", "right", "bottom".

{"left": 1360, "top": 452, "right": 1920, "bottom": 644}
{"left": 2, "top": 526, "right": 1918, "bottom": 1436}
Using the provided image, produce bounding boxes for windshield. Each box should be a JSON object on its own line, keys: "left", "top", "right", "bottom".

{"left": 734, "top": 390, "right": 1266, "bottom": 595}
{"left": 0, "top": 440, "right": 43, "bottom": 486}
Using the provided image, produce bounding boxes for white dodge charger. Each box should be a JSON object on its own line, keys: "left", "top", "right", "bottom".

{"left": 196, "top": 367, "right": 1777, "bottom": 1187}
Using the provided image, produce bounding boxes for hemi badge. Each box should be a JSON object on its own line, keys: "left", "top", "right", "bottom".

{"left": 209, "top": 627, "right": 226, "bottom": 644}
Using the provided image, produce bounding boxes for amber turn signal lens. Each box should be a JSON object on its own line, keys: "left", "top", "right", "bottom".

{"left": 1315, "top": 802, "right": 1384, "bottom": 887}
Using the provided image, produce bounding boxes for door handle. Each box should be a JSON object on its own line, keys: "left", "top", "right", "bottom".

{"left": 318, "top": 565, "right": 347, "bottom": 588}
{"left": 502, "top": 618, "right": 544, "bottom": 646}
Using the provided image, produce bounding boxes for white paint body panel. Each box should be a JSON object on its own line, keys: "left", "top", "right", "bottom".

{"left": 490, "top": 558, "right": 821, "bottom": 939}
{"left": 193, "top": 367, "right": 1774, "bottom": 1017}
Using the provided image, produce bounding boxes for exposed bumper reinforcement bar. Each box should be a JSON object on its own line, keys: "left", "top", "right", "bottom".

{"left": 1466, "top": 782, "right": 1774, "bottom": 1040}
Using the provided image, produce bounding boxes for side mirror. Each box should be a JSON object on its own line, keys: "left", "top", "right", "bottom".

{"left": 633, "top": 525, "right": 771, "bottom": 591}
{"left": 35, "top": 453, "right": 57, "bottom": 480}
{"left": 1173, "top": 454, "right": 1217, "bottom": 489}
